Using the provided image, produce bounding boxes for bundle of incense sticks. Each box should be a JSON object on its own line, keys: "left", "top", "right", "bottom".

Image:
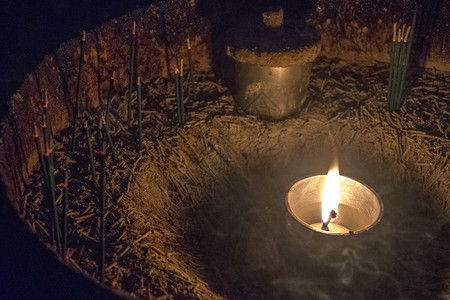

{"left": 387, "top": 9, "right": 416, "bottom": 111}
{"left": 39, "top": 92, "right": 62, "bottom": 253}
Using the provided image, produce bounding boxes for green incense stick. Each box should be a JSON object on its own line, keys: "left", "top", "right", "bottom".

{"left": 71, "top": 31, "right": 86, "bottom": 155}
{"left": 396, "top": 8, "right": 417, "bottom": 110}
{"left": 393, "top": 24, "right": 407, "bottom": 109}
{"left": 42, "top": 117, "right": 49, "bottom": 154}
{"left": 390, "top": 28, "right": 402, "bottom": 111}
{"left": 84, "top": 121, "right": 98, "bottom": 189}
{"left": 128, "top": 21, "right": 136, "bottom": 126}
{"left": 175, "top": 68, "right": 181, "bottom": 124}
{"left": 99, "top": 140, "right": 107, "bottom": 283}
{"left": 179, "top": 59, "right": 185, "bottom": 125}
{"left": 387, "top": 23, "right": 397, "bottom": 110}
{"left": 62, "top": 169, "right": 68, "bottom": 258}
{"left": 43, "top": 89, "right": 53, "bottom": 147}
{"left": 137, "top": 76, "right": 142, "bottom": 150}
{"left": 102, "top": 117, "right": 117, "bottom": 161}
{"left": 34, "top": 125, "right": 49, "bottom": 188}
{"left": 45, "top": 148, "right": 61, "bottom": 253}
{"left": 105, "top": 71, "right": 115, "bottom": 124}
{"left": 187, "top": 38, "right": 197, "bottom": 101}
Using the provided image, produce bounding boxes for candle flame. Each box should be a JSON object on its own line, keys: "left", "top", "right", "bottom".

{"left": 322, "top": 166, "right": 340, "bottom": 222}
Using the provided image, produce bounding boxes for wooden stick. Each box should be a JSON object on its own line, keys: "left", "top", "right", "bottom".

{"left": 84, "top": 121, "right": 98, "bottom": 189}
{"left": 71, "top": 31, "right": 86, "bottom": 155}
{"left": 62, "top": 169, "right": 68, "bottom": 258}
{"left": 128, "top": 21, "right": 136, "bottom": 126}
{"left": 137, "top": 76, "right": 142, "bottom": 150}
{"left": 187, "top": 38, "right": 197, "bottom": 101}
{"left": 99, "top": 140, "right": 107, "bottom": 283}
{"left": 105, "top": 71, "right": 115, "bottom": 124}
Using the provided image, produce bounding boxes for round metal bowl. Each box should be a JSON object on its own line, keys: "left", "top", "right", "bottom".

{"left": 286, "top": 175, "right": 383, "bottom": 236}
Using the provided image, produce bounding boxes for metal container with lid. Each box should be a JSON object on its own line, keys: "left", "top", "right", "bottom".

{"left": 228, "top": 8, "right": 321, "bottom": 119}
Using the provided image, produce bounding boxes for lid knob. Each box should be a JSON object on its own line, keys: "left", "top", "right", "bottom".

{"left": 262, "top": 8, "right": 284, "bottom": 28}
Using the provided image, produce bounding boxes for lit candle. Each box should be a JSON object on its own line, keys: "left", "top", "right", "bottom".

{"left": 286, "top": 165, "right": 383, "bottom": 236}
{"left": 309, "top": 166, "right": 351, "bottom": 233}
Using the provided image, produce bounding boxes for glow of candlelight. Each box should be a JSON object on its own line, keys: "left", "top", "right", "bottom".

{"left": 321, "top": 166, "right": 340, "bottom": 223}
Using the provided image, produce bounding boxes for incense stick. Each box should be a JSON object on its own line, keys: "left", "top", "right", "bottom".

{"left": 105, "top": 71, "right": 115, "bottom": 124}
{"left": 137, "top": 76, "right": 142, "bottom": 150}
{"left": 187, "top": 38, "right": 197, "bottom": 101}
{"left": 102, "top": 117, "right": 117, "bottom": 161}
{"left": 387, "top": 23, "right": 397, "bottom": 110}
{"left": 42, "top": 118, "right": 48, "bottom": 154}
{"left": 45, "top": 147, "right": 61, "bottom": 253}
{"left": 71, "top": 31, "right": 86, "bottom": 155}
{"left": 62, "top": 169, "right": 68, "bottom": 258}
{"left": 34, "top": 124, "right": 48, "bottom": 187}
{"left": 43, "top": 89, "right": 53, "bottom": 147}
{"left": 84, "top": 121, "right": 98, "bottom": 189}
{"left": 99, "top": 140, "right": 107, "bottom": 283}
{"left": 128, "top": 21, "right": 136, "bottom": 126}
{"left": 390, "top": 28, "right": 403, "bottom": 110}
{"left": 179, "top": 59, "right": 185, "bottom": 125}
{"left": 175, "top": 68, "right": 181, "bottom": 124}
{"left": 386, "top": 6, "right": 417, "bottom": 111}
{"left": 395, "top": 6, "right": 417, "bottom": 109}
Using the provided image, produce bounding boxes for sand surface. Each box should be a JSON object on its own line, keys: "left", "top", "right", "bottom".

{"left": 22, "top": 57, "right": 449, "bottom": 299}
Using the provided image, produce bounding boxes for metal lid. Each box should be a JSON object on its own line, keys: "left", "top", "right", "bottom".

{"left": 227, "top": 8, "right": 321, "bottom": 67}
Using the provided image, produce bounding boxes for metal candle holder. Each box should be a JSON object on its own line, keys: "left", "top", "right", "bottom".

{"left": 286, "top": 175, "right": 383, "bottom": 236}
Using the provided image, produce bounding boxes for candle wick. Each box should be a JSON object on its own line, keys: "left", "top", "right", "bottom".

{"left": 321, "top": 209, "right": 337, "bottom": 231}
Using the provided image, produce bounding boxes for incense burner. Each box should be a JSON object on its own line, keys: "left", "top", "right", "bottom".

{"left": 227, "top": 8, "right": 321, "bottom": 119}
{"left": 1, "top": 0, "right": 450, "bottom": 299}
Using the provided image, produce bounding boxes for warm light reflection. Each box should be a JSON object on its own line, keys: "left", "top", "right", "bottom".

{"left": 321, "top": 166, "right": 340, "bottom": 222}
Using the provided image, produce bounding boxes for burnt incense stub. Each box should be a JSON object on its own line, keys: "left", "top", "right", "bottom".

{"left": 227, "top": 8, "right": 321, "bottom": 119}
